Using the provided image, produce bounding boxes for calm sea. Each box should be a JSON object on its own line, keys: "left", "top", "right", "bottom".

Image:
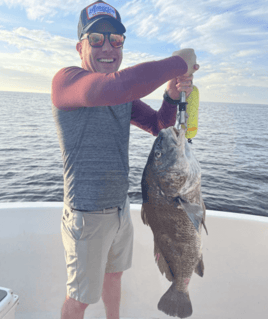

{"left": 0, "top": 91, "right": 267, "bottom": 217}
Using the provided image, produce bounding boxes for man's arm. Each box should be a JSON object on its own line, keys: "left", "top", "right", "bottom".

{"left": 131, "top": 99, "right": 177, "bottom": 136}
{"left": 51, "top": 56, "right": 187, "bottom": 110}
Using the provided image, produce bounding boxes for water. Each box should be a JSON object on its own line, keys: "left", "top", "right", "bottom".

{"left": 0, "top": 91, "right": 267, "bottom": 216}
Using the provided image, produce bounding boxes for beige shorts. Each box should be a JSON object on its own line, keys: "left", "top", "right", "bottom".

{"left": 61, "top": 196, "right": 134, "bottom": 305}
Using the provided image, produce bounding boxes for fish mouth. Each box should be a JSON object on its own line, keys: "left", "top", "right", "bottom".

{"left": 170, "top": 126, "right": 185, "bottom": 143}
{"left": 173, "top": 127, "right": 180, "bottom": 138}
{"left": 156, "top": 126, "right": 186, "bottom": 154}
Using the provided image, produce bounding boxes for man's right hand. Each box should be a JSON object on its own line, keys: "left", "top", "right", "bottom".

{"left": 172, "top": 48, "right": 199, "bottom": 76}
{"left": 166, "top": 75, "right": 194, "bottom": 100}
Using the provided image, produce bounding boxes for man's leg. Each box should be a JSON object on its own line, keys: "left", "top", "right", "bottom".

{"left": 102, "top": 272, "right": 123, "bottom": 319}
{"left": 61, "top": 296, "right": 88, "bottom": 319}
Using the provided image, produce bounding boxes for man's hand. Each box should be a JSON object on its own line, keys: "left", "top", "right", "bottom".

{"left": 166, "top": 74, "right": 194, "bottom": 100}
{"left": 172, "top": 48, "right": 199, "bottom": 76}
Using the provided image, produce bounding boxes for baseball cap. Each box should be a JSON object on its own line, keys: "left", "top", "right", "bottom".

{"left": 78, "top": 0, "right": 126, "bottom": 41}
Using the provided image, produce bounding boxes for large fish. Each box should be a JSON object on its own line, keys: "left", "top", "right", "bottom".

{"left": 141, "top": 126, "right": 208, "bottom": 318}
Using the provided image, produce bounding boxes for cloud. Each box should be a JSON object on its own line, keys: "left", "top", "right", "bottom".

{"left": 235, "top": 50, "right": 261, "bottom": 58}
{"left": 0, "top": 25, "right": 161, "bottom": 70}
{"left": 0, "top": 0, "right": 267, "bottom": 103}
{"left": 0, "top": 65, "right": 52, "bottom": 93}
{"left": 0, "top": 26, "right": 163, "bottom": 93}
{"left": 120, "top": 0, "right": 268, "bottom": 102}
{"left": 0, "top": 27, "right": 80, "bottom": 92}
{"left": 0, "top": 0, "right": 84, "bottom": 20}
{"left": 122, "top": 0, "right": 267, "bottom": 59}
{"left": 120, "top": 49, "right": 161, "bottom": 69}
{"left": 0, "top": 26, "right": 77, "bottom": 55}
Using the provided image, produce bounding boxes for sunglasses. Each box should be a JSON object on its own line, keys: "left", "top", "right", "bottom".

{"left": 81, "top": 32, "right": 126, "bottom": 48}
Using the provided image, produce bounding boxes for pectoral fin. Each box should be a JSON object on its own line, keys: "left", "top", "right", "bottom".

{"left": 195, "top": 255, "right": 204, "bottom": 277}
{"left": 201, "top": 197, "right": 208, "bottom": 235}
{"left": 175, "top": 196, "right": 203, "bottom": 232}
{"left": 154, "top": 241, "right": 173, "bottom": 282}
{"left": 141, "top": 203, "right": 149, "bottom": 225}
{"left": 202, "top": 219, "right": 208, "bottom": 235}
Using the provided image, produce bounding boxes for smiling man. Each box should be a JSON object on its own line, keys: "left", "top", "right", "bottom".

{"left": 77, "top": 21, "right": 123, "bottom": 74}
{"left": 51, "top": 1, "right": 199, "bottom": 319}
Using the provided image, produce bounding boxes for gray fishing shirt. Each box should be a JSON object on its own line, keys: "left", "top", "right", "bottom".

{"left": 51, "top": 57, "right": 187, "bottom": 212}
{"left": 52, "top": 102, "right": 132, "bottom": 211}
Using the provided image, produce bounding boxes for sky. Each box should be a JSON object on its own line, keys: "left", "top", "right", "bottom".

{"left": 0, "top": 0, "right": 267, "bottom": 104}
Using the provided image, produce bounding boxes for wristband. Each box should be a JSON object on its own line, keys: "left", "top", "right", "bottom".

{"left": 163, "top": 90, "right": 181, "bottom": 105}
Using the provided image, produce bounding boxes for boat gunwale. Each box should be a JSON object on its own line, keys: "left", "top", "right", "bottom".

{"left": 0, "top": 202, "right": 267, "bottom": 222}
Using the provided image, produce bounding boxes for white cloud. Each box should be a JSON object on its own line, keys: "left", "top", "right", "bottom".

{"left": 234, "top": 50, "right": 261, "bottom": 58}
{"left": 121, "top": 0, "right": 267, "bottom": 56}
{"left": 0, "top": 0, "right": 267, "bottom": 103}
{"left": 121, "top": 49, "right": 161, "bottom": 69}
{"left": 136, "top": 14, "right": 160, "bottom": 37}
{"left": 0, "top": 27, "right": 77, "bottom": 54}
{"left": 0, "top": 26, "right": 163, "bottom": 93}
{"left": 0, "top": 27, "right": 81, "bottom": 93}
{"left": 0, "top": 0, "right": 84, "bottom": 20}
{"left": 120, "top": 0, "right": 268, "bottom": 102}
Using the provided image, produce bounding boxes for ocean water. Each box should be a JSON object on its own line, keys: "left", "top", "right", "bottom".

{"left": 0, "top": 91, "right": 267, "bottom": 217}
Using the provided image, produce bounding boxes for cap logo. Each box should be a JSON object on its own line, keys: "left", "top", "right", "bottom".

{"left": 86, "top": 2, "right": 117, "bottom": 20}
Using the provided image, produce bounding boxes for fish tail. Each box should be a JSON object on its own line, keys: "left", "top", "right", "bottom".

{"left": 158, "top": 282, "right": 192, "bottom": 318}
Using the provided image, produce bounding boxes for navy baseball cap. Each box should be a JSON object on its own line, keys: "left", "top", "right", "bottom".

{"left": 78, "top": 0, "right": 126, "bottom": 41}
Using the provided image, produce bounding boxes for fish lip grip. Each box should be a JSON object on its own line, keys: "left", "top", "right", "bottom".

{"left": 177, "top": 86, "right": 199, "bottom": 143}
{"left": 178, "top": 91, "right": 188, "bottom": 127}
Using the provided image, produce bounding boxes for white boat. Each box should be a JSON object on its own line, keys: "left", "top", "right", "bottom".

{"left": 0, "top": 202, "right": 268, "bottom": 319}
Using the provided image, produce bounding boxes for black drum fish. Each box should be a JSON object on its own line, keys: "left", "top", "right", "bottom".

{"left": 141, "top": 126, "right": 208, "bottom": 318}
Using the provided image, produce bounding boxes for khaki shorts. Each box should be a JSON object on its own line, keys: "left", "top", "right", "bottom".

{"left": 61, "top": 196, "right": 134, "bottom": 305}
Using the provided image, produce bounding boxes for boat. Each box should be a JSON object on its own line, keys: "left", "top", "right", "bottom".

{"left": 0, "top": 202, "right": 267, "bottom": 319}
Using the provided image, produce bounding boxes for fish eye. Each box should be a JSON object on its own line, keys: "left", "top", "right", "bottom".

{"left": 155, "top": 151, "right": 162, "bottom": 158}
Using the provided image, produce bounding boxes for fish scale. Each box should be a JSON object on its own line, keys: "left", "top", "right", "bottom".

{"left": 141, "top": 126, "right": 207, "bottom": 318}
{"left": 144, "top": 201, "right": 202, "bottom": 288}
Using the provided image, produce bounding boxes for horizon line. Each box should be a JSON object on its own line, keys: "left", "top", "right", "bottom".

{"left": 0, "top": 90, "right": 267, "bottom": 106}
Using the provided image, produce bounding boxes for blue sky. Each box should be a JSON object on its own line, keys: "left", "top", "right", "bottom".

{"left": 0, "top": 0, "right": 267, "bottom": 104}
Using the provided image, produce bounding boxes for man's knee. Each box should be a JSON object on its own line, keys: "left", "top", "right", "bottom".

{"left": 65, "top": 295, "right": 89, "bottom": 311}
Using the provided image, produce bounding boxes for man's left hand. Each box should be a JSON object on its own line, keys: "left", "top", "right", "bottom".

{"left": 166, "top": 74, "right": 194, "bottom": 100}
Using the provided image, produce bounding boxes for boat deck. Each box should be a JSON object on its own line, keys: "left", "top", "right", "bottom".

{"left": 0, "top": 202, "right": 268, "bottom": 319}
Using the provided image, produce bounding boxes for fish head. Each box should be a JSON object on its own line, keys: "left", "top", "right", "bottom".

{"left": 143, "top": 126, "right": 201, "bottom": 198}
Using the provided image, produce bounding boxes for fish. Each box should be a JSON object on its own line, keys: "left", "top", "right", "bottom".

{"left": 141, "top": 126, "right": 208, "bottom": 318}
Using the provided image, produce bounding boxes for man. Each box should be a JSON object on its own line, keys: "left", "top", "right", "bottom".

{"left": 51, "top": 1, "right": 199, "bottom": 319}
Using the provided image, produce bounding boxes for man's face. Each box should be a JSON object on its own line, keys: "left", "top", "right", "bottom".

{"left": 76, "top": 20, "right": 123, "bottom": 73}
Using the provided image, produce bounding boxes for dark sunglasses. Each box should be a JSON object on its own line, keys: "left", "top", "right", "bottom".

{"left": 81, "top": 32, "right": 126, "bottom": 48}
